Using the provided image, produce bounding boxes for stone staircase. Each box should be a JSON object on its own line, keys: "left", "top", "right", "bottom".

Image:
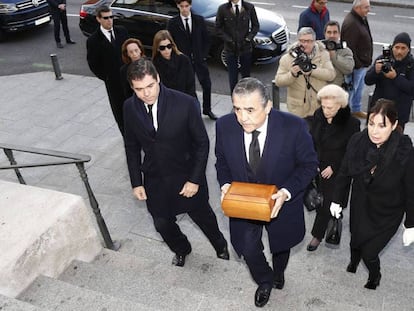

{"left": 1, "top": 230, "right": 413, "bottom": 311}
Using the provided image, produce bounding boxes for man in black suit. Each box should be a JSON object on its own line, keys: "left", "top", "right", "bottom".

{"left": 123, "top": 58, "right": 229, "bottom": 267}
{"left": 215, "top": 78, "right": 318, "bottom": 307}
{"left": 216, "top": 0, "right": 259, "bottom": 94}
{"left": 46, "top": 0, "right": 76, "bottom": 48}
{"left": 167, "top": 0, "right": 217, "bottom": 120}
{"left": 86, "top": 5, "right": 128, "bottom": 134}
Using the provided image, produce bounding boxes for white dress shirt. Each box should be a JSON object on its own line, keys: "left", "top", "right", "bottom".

{"left": 243, "top": 116, "right": 291, "bottom": 200}
{"left": 145, "top": 100, "right": 158, "bottom": 130}
{"left": 100, "top": 26, "right": 114, "bottom": 42}
{"left": 180, "top": 14, "right": 192, "bottom": 33}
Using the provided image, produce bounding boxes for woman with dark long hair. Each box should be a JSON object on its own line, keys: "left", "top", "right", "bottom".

{"left": 152, "top": 30, "right": 196, "bottom": 98}
{"left": 330, "top": 98, "right": 414, "bottom": 289}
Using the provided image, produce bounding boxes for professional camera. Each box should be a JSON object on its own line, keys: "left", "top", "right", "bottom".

{"left": 290, "top": 46, "right": 316, "bottom": 73}
{"left": 322, "top": 40, "right": 344, "bottom": 51}
{"left": 379, "top": 45, "right": 394, "bottom": 73}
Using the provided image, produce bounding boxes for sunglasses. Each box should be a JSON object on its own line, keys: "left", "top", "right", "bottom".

{"left": 159, "top": 43, "right": 173, "bottom": 51}
{"left": 101, "top": 15, "right": 114, "bottom": 20}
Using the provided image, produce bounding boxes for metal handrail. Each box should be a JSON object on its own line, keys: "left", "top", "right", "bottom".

{"left": 0, "top": 143, "right": 119, "bottom": 251}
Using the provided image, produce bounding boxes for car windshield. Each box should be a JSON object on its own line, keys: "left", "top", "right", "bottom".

{"left": 111, "top": 0, "right": 223, "bottom": 18}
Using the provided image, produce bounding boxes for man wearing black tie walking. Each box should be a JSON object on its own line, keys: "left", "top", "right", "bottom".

{"left": 215, "top": 78, "right": 318, "bottom": 307}
{"left": 167, "top": 0, "right": 217, "bottom": 120}
{"left": 86, "top": 5, "right": 128, "bottom": 134}
{"left": 124, "top": 59, "right": 229, "bottom": 268}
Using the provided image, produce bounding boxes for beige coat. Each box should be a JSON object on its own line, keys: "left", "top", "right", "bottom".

{"left": 275, "top": 41, "right": 336, "bottom": 118}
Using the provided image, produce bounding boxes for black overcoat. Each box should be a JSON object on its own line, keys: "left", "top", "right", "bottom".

{"left": 333, "top": 130, "right": 414, "bottom": 249}
{"left": 310, "top": 106, "right": 360, "bottom": 207}
{"left": 123, "top": 84, "right": 209, "bottom": 217}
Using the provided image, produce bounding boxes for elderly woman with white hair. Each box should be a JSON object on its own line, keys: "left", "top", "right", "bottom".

{"left": 307, "top": 84, "right": 360, "bottom": 251}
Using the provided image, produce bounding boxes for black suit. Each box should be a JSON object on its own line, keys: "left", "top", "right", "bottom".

{"left": 46, "top": 0, "right": 71, "bottom": 43}
{"left": 87, "top": 26, "right": 128, "bottom": 134}
{"left": 167, "top": 14, "right": 212, "bottom": 113}
{"left": 124, "top": 84, "right": 226, "bottom": 255}
{"left": 216, "top": 1, "right": 259, "bottom": 93}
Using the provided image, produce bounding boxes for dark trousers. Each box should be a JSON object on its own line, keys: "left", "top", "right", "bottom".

{"left": 51, "top": 9, "right": 70, "bottom": 43}
{"left": 192, "top": 60, "right": 212, "bottom": 113}
{"left": 104, "top": 79, "right": 125, "bottom": 135}
{"left": 151, "top": 203, "right": 226, "bottom": 256}
{"left": 310, "top": 196, "right": 332, "bottom": 241}
{"left": 226, "top": 51, "right": 252, "bottom": 94}
{"left": 240, "top": 221, "right": 290, "bottom": 286}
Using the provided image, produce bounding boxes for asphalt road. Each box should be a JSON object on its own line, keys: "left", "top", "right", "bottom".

{"left": 0, "top": 0, "right": 413, "bottom": 105}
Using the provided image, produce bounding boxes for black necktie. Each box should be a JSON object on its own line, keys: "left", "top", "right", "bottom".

{"left": 147, "top": 104, "right": 154, "bottom": 129}
{"left": 109, "top": 30, "right": 115, "bottom": 43}
{"left": 249, "top": 130, "right": 261, "bottom": 174}
{"left": 235, "top": 4, "right": 240, "bottom": 17}
{"left": 184, "top": 18, "right": 191, "bottom": 37}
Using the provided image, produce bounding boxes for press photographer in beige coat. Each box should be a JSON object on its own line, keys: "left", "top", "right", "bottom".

{"left": 275, "top": 27, "right": 335, "bottom": 120}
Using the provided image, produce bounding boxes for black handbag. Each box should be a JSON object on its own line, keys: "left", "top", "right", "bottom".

{"left": 326, "top": 217, "right": 342, "bottom": 245}
{"left": 303, "top": 175, "right": 323, "bottom": 211}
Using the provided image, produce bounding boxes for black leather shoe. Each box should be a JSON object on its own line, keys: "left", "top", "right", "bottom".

{"left": 56, "top": 42, "right": 64, "bottom": 48}
{"left": 306, "top": 243, "right": 319, "bottom": 251}
{"left": 254, "top": 285, "right": 271, "bottom": 307}
{"left": 346, "top": 262, "right": 358, "bottom": 273}
{"left": 203, "top": 111, "right": 218, "bottom": 120}
{"left": 66, "top": 40, "right": 76, "bottom": 44}
{"left": 364, "top": 273, "right": 381, "bottom": 290}
{"left": 273, "top": 272, "right": 285, "bottom": 289}
{"left": 172, "top": 254, "right": 187, "bottom": 267}
{"left": 216, "top": 244, "right": 230, "bottom": 260}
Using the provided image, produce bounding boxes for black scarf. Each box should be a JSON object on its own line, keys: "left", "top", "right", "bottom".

{"left": 346, "top": 129, "right": 412, "bottom": 183}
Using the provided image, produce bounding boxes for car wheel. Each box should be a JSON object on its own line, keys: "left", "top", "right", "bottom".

{"left": 216, "top": 44, "right": 241, "bottom": 69}
{"left": 216, "top": 44, "right": 227, "bottom": 68}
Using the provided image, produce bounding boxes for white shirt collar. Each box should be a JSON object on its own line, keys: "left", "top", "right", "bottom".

{"left": 100, "top": 26, "right": 114, "bottom": 41}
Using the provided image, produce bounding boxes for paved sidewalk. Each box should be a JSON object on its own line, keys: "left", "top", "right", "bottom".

{"left": 1, "top": 72, "right": 413, "bottom": 310}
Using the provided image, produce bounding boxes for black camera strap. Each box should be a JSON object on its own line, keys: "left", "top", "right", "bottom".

{"left": 305, "top": 75, "right": 318, "bottom": 93}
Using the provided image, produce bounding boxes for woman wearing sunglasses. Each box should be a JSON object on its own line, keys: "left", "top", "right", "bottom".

{"left": 152, "top": 30, "right": 197, "bottom": 98}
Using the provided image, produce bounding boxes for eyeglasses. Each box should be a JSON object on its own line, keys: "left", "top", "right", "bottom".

{"left": 299, "top": 39, "right": 314, "bottom": 44}
{"left": 159, "top": 43, "right": 173, "bottom": 51}
{"left": 101, "top": 15, "right": 114, "bottom": 20}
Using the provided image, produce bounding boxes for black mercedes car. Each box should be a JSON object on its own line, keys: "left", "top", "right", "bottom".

{"left": 79, "top": 0, "right": 289, "bottom": 67}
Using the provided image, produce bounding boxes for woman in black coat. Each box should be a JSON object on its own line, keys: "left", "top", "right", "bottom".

{"left": 120, "top": 38, "right": 146, "bottom": 101}
{"left": 152, "top": 30, "right": 197, "bottom": 98}
{"left": 330, "top": 98, "right": 414, "bottom": 289}
{"left": 307, "top": 84, "right": 360, "bottom": 251}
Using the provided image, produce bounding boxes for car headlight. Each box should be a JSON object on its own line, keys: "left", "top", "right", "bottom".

{"left": 253, "top": 36, "right": 273, "bottom": 46}
{"left": 0, "top": 3, "right": 18, "bottom": 13}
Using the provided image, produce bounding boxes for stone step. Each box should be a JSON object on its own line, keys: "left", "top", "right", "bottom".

{"left": 17, "top": 275, "right": 158, "bottom": 311}
{"left": 117, "top": 236, "right": 414, "bottom": 310}
{"left": 58, "top": 257, "right": 258, "bottom": 310}
{"left": 0, "top": 294, "right": 46, "bottom": 311}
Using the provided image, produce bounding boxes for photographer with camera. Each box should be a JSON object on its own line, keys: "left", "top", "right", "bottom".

{"left": 275, "top": 27, "right": 336, "bottom": 121}
{"left": 322, "top": 21, "right": 355, "bottom": 88}
{"left": 365, "top": 32, "right": 414, "bottom": 131}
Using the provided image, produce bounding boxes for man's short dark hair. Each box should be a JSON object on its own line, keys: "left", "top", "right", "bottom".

{"left": 127, "top": 58, "right": 158, "bottom": 85}
{"left": 324, "top": 20, "right": 341, "bottom": 33}
{"left": 96, "top": 5, "right": 111, "bottom": 18}
{"left": 232, "top": 77, "right": 270, "bottom": 107}
{"left": 175, "top": 0, "right": 192, "bottom": 4}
